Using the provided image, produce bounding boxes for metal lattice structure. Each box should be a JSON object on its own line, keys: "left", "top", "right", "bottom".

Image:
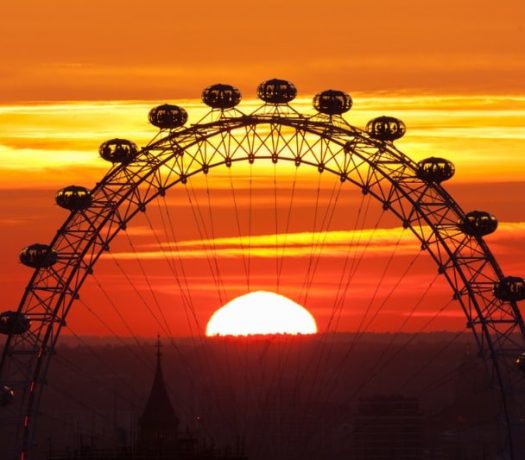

{"left": 1, "top": 80, "right": 524, "bottom": 459}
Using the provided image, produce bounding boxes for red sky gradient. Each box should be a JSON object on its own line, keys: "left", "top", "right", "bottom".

{"left": 0, "top": 1, "right": 524, "bottom": 337}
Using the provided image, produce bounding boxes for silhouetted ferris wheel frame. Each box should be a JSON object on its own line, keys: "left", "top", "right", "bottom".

{"left": 1, "top": 79, "right": 524, "bottom": 459}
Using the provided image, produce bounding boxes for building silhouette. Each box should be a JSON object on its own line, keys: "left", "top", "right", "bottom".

{"left": 48, "top": 337, "right": 247, "bottom": 460}
{"left": 351, "top": 394, "right": 424, "bottom": 460}
{"left": 448, "top": 345, "right": 500, "bottom": 459}
{"left": 136, "top": 338, "right": 180, "bottom": 456}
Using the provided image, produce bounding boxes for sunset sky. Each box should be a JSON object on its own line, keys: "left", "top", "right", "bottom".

{"left": 0, "top": 0, "right": 524, "bottom": 337}
{"left": 1, "top": 0, "right": 524, "bottom": 100}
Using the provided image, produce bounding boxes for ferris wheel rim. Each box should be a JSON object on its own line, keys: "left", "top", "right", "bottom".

{"left": 1, "top": 109, "right": 523, "bottom": 459}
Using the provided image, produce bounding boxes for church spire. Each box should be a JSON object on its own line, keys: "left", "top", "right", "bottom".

{"left": 138, "top": 335, "right": 179, "bottom": 451}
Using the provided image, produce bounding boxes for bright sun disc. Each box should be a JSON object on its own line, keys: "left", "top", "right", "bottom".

{"left": 206, "top": 291, "right": 318, "bottom": 336}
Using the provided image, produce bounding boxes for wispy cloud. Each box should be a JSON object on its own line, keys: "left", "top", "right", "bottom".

{"left": 2, "top": 96, "right": 525, "bottom": 187}
{"left": 107, "top": 222, "right": 525, "bottom": 260}
{"left": 109, "top": 227, "right": 418, "bottom": 260}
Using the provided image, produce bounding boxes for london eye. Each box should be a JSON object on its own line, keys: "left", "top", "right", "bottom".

{"left": 1, "top": 79, "right": 524, "bottom": 459}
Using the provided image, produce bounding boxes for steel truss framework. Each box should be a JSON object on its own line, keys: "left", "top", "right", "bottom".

{"left": 1, "top": 100, "right": 524, "bottom": 459}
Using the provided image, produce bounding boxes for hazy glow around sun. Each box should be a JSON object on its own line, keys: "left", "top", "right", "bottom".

{"left": 206, "top": 291, "right": 318, "bottom": 336}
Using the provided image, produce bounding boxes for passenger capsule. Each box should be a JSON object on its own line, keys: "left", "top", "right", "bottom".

{"left": 366, "top": 116, "right": 406, "bottom": 142}
{"left": 515, "top": 352, "right": 525, "bottom": 374}
{"left": 148, "top": 104, "right": 188, "bottom": 129}
{"left": 313, "top": 90, "right": 352, "bottom": 115}
{"left": 459, "top": 211, "right": 498, "bottom": 237}
{"left": 257, "top": 79, "right": 297, "bottom": 104}
{"left": 0, "top": 311, "right": 30, "bottom": 335}
{"left": 19, "top": 244, "right": 58, "bottom": 268}
{"left": 494, "top": 276, "right": 525, "bottom": 302}
{"left": 202, "top": 84, "right": 241, "bottom": 109}
{"left": 55, "top": 185, "right": 92, "bottom": 211}
{"left": 99, "top": 139, "right": 138, "bottom": 163}
{"left": 1, "top": 386, "right": 15, "bottom": 407}
{"left": 417, "top": 157, "right": 455, "bottom": 183}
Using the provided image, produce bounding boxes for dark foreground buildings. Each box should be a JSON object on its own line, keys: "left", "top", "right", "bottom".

{"left": 48, "top": 339, "right": 247, "bottom": 460}
{"left": 351, "top": 395, "right": 423, "bottom": 459}
{"left": 41, "top": 336, "right": 505, "bottom": 460}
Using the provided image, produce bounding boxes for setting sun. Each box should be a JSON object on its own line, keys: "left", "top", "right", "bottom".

{"left": 205, "top": 291, "right": 318, "bottom": 336}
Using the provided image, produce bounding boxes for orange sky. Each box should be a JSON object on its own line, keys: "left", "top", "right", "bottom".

{"left": 0, "top": 1, "right": 524, "bottom": 337}
{"left": 0, "top": 0, "right": 524, "bottom": 101}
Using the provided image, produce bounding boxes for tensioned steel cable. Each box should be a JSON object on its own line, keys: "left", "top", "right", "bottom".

{"left": 399, "top": 306, "right": 464, "bottom": 390}
{"left": 292, "top": 195, "right": 379, "bottom": 402}
{"left": 110, "top": 245, "right": 172, "bottom": 339}
{"left": 155, "top": 196, "right": 202, "bottom": 335}
{"left": 88, "top": 266, "right": 200, "bottom": 418}
{"left": 184, "top": 183, "right": 227, "bottom": 304}
{"left": 324, "top": 191, "right": 369, "bottom": 334}
{"left": 296, "top": 195, "right": 381, "bottom": 419}
{"left": 274, "top": 175, "right": 346, "bottom": 457}
{"left": 177, "top": 179, "right": 244, "bottom": 441}
{"left": 298, "top": 172, "right": 323, "bottom": 306}
{"left": 308, "top": 296, "right": 464, "bottom": 458}
{"left": 273, "top": 162, "right": 279, "bottom": 294}
{"left": 91, "top": 274, "right": 150, "bottom": 361}
{"left": 275, "top": 165, "right": 299, "bottom": 293}
{"left": 346, "top": 274, "right": 446, "bottom": 401}
{"left": 306, "top": 248, "right": 428, "bottom": 416}
{"left": 227, "top": 166, "right": 252, "bottom": 291}
{"left": 44, "top": 348, "right": 145, "bottom": 449}
{"left": 328, "top": 334, "right": 482, "bottom": 458}
{"left": 347, "top": 230, "right": 416, "bottom": 348}
{"left": 44, "top": 383, "right": 119, "bottom": 443}
{"left": 153, "top": 197, "right": 198, "bottom": 333}
{"left": 118, "top": 231, "right": 199, "bottom": 384}
{"left": 77, "top": 297, "right": 151, "bottom": 367}
{"left": 183, "top": 169, "right": 253, "bottom": 442}
{"left": 290, "top": 189, "right": 374, "bottom": 453}
{"left": 329, "top": 195, "right": 379, "bottom": 334}
{"left": 200, "top": 168, "right": 253, "bottom": 432}
{"left": 57, "top": 328, "right": 142, "bottom": 408}
{"left": 299, "top": 235, "right": 432, "bottom": 458}
{"left": 294, "top": 208, "right": 384, "bottom": 452}
{"left": 301, "top": 178, "right": 344, "bottom": 305}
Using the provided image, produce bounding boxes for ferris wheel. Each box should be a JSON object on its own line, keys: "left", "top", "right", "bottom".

{"left": 1, "top": 79, "right": 525, "bottom": 460}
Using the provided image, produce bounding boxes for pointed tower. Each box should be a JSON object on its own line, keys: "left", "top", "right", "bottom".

{"left": 138, "top": 336, "right": 179, "bottom": 454}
